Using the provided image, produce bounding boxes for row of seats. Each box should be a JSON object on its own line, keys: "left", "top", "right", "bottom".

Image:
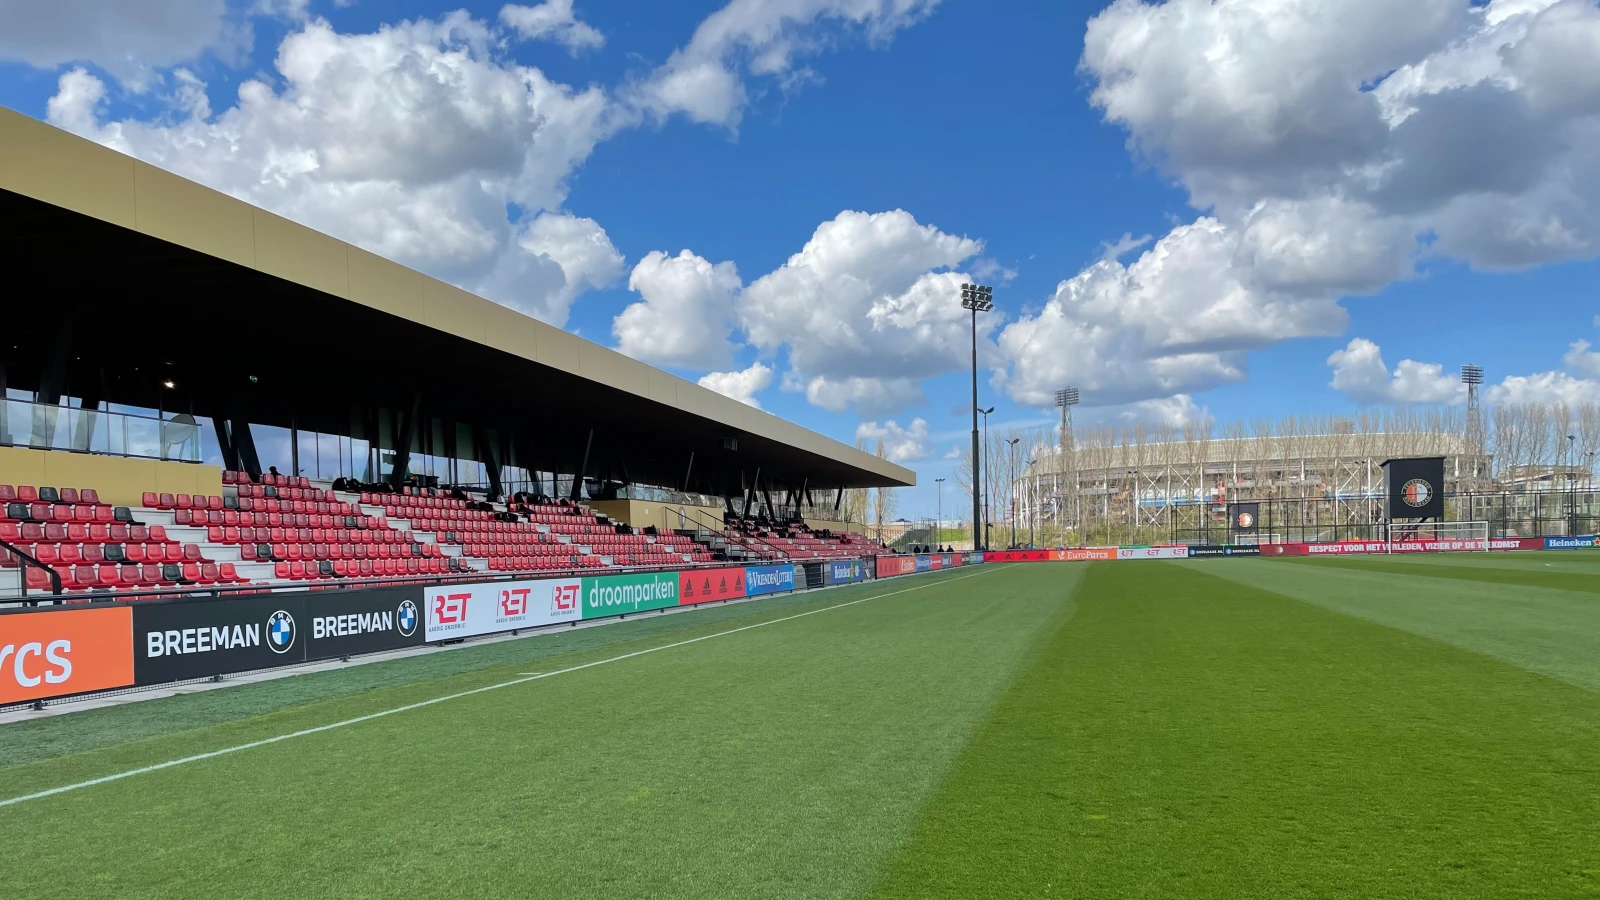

{"left": 224, "top": 471, "right": 314, "bottom": 488}
{"left": 176, "top": 510, "right": 374, "bottom": 529}
{"left": 2, "top": 522, "right": 174, "bottom": 545}
{"left": 0, "top": 486, "right": 102, "bottom": 505}
{"left": 5, "top": 502, "right": 134, "bottom": 524}
{"left": 273, "top": 557, "right": 466, "bottom": 581}
{"left": 24, "top": 562, "right": 246, "bottom": 594}
{"left": 239, "top": 543, "right": 437, "bottom": 562}
{"left": 7, "top": 542, "right": 205, "bottom": 568}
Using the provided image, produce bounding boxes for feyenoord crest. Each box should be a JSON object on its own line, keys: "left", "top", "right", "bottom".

{"left": 1401, "top": 478, "right": 1433, "bottom": 509}
{"left": 1236, "top": 511, "right": 1255, "bottom": 530}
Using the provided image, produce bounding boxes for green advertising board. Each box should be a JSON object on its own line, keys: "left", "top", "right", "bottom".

{"left": 582, "top": 571, "right": 680, "bottom": 619}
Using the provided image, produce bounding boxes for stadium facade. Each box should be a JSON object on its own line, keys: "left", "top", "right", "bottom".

{"left": 0, "top": 107, "right": 912, "bottom": 539}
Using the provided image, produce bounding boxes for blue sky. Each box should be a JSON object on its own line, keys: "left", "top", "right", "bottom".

{"left": 3, "top": 0, "right": 1598, "bottom": 519}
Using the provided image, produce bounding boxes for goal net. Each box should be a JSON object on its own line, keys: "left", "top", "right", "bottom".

{"left": 1383, "top": 521, "right": 1491, "bottom": 553}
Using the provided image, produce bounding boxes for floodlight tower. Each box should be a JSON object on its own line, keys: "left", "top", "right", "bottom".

{"left": 1055, "top": 387, "right": 1079, "bottom": 544}
{"left": 1462, "top": 365, "right": 1485, "bottom": 487}
{"left": 961, "top": 283, "right": 994, "bottom": 549}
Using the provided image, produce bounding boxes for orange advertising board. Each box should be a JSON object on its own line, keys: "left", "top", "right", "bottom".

{"left": 1060, "top": 548, "right": 1117, "bottom": 561}
{"left": 0, "top": 606, "right": 134, "bottom": 704}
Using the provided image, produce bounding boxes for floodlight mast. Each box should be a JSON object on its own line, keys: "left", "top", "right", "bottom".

{"left": 961, "top": 283, "right": 994, "bottom": 550}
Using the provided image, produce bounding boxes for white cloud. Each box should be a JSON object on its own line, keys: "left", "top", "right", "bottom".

{"left": 738, "top": 209, "right": 989, "bottom": 417}
{"left": 803, "top": 376, "right": 924, "bottom": 417}
{"left": 630, "top": 0, "right": 941, "bottom": 128}
{"left": 47, "top": 13, "right": 629, "bottom": 326}
{"left": 614, "top": 250, "right": 742, "bottom": 368}
{"left": 500, "top": 1, "right": 604, "bottom": 53}
{"left": 855, "top": 418, "right": 931, "bottom": 463}
{"left": 1080, "top": 0, "right": 1600, "bottom": 269}
{"left": 698, "top": 362, "right": 773, "bottom": 408}
{"left": 998, "top": 217, "right": 1347, "bottom": 408}
{"left": 0, "top": 0, "right": 232, "bottom": 89}
{"left": 1117, "top": 394, "right": 1208, "bottom": 426}
{"left": 942, "top": 446, "right": 962, "bottom": 460}
{"left": 1487, "top": 371, "right": 1600, "bottom": 406}
{"left": 1024, "top": 0, "right": 1600, "bottom": 412}
{"left": 1562, "top": 339, "right": 1600, "bottom": 379}
{"left": 1327, "top": 338, "right": 1464, "bottom": 404}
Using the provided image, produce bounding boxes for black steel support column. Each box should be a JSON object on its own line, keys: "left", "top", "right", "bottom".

{"left": 570, "top": 428, "right": 593, "bottom": 501}
{"left": 682, "top": 451, "right": 695, "bottom": 493}
{"left": 475, "top": 423, "right": 502, "bottom": 500}
{"left": 388, "top": 390, "right": 423, "bottom": 489}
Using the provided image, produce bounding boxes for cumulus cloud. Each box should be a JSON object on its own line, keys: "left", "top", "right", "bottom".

{"left": 614, "top": 250, "right": 742, "bottom": 369}
{"left": 738, "top": 209, "right": 989, "bottom": 417}
{"left": 855, "top": 418, "right": 931, "bottom": 463}
{"left": 47, "top": 13, "right": 628, "bottom": 326}
{"left": 998, "top": 218, "right": 1347, "bottom": 407}
{"left": 1487, "top": 371, "right": 1600, "bottom": 406}
{"left": 1003, "top": 0, "right": 1600, "bottom": 411}
{"left": 1562, "top": 339, "right": 1600, "bottom": 379}
{"left": 0, "top": 0, "right": 232, "bottom": 90}
{"left": 629, "top": 0, "right": 940, "bottom": 128}
{"left": 698, "top": 362, "right": 774, "bottom": 408}
{"left": 499, "top": 0, "right": 604, "bottom": 52}
{"left": 1327, "top": 338, "right": 1464, "bottom": 404}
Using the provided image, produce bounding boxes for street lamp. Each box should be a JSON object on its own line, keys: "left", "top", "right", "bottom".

{"left": 1569, "top": 434, "right": 1579, "bottom": 536}
{"left": 979, "top": 405, "right": 995, "bottom": 550}
{"left": 962, "top": 283, "right": 994, "bottom": 551}
{"left": 934, "top": 477, "right": 945, "bottom": 549}
{"left": 1006, "top": 436, "right": 1021, "bottom": 548}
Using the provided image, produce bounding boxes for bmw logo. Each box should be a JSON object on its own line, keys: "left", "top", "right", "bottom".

{"left": 267, "top": 610, "right": 296, "bottom": 654}
{"left": 397, "top": 599, "right": 419, "bottom": 637}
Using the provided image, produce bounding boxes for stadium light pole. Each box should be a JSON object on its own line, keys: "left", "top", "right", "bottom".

{"left": 1570, "top": 434, "right": 1579, "bottom": 536}
{"left": 1006, "top": 437, "right": 1021, "bottom": 548}
{"left": 980, "top": 405, "right": 995, "bottom": 550}
{"left": 961, "top": 284, "right": 993, "bottom": 551}
{"left": 934, "top": 477, "right": 945, "bottom": 547}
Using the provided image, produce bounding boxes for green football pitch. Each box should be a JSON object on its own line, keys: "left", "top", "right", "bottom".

{"left": 5, "top": 556, "right": 1600, "bottom": 898}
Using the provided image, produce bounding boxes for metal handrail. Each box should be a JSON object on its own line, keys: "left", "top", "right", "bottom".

{"left": 0, "top": 537, "right": 63, "bottom": 598}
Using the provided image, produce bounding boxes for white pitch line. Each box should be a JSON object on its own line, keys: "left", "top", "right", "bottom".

{"left": 0, "top": 566, "right": 1002, "bottom": 809}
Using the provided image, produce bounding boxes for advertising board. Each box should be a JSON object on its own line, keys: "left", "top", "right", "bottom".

{"left": 876, "top": 555, "right": 916, "bottom": 577}
{"left": 745, "top": 564, "right": 797, "bottom": 596}
{"left": 942, "top": 553, "right": 957, "bottom": 568}
{"left": 582, "top": 571, "right": 680, "bottom": 618}
{"left": 1187, "top": 545, "right": 1262, "bottom": 558}
{"left": 305, "top": 587, "right": 429, "bottom": 659}
{"left": 968, "top": 552, "right": 984, "bottom": 564}
{"left": 985, "top": 548, "right": 1118, "bottom": 562}
{"left": 825, "top": 559, "right": 867, "bottom": 585}
{"left": 679, "top": 567, "right": 748, "bottom": 605}
{"left": 1, "top": 605, "right": 134, "bottom": 704}
{"left": 133, "top": 594, "right": 309, "bottom": 683}
{"left": 1116, "top": 547, "right": 1190, "bottom": 560}
{"left": 424, "top": 578, "right": 580, "bottom": 641}
{"left": 915, "top": 555, "right": 933, "bottom": 572}
{"left": 1545, "top": 536, "right": 1597, "bottom": 550}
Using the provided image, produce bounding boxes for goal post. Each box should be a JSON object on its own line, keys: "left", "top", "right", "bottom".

{"left": 1383, "top": 521, "right": 1492, "bottom": 553}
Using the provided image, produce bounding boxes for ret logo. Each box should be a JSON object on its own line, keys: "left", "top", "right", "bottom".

{"left": 552, "top": 583, "right": 580, "bottom": 613}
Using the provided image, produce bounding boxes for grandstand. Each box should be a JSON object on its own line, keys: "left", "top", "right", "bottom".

{"left": 0, "top": 109, "right": 908, "bottom": 601}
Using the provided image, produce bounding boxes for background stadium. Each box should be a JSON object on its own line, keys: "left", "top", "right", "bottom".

{"left": 5, "top": 24, "right": 1600, "bottom": 898}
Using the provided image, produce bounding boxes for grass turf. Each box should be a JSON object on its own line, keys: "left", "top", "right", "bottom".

{"left": 5, "top": 557, "right": 1600, "bottom": 898}
{"left": 0, "top": 565, "right": 1072, "bottom": 899}
{"left": 870, "top": 560, "right": 1600, "bottom": 898}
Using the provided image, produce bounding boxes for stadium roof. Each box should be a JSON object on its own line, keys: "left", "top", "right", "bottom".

{"left": 0, "top": 107, "right": 912, "bottom": 494}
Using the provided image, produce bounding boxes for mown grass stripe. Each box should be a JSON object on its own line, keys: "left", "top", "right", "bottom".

{"left": 871, "top": 560, "right": 1600, "bottom": 899}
